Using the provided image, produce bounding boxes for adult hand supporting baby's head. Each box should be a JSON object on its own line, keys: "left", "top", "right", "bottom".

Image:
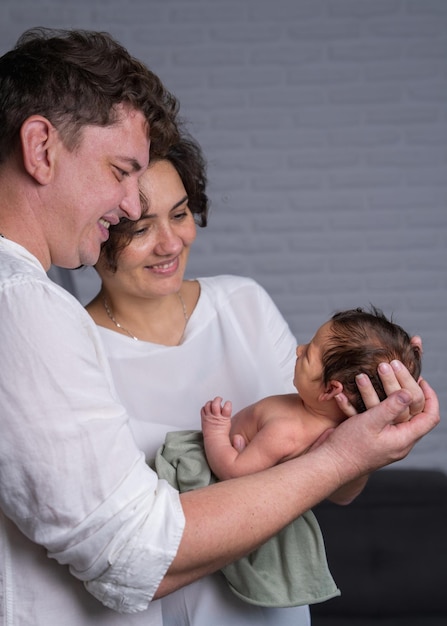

{"left": 335, "top": 359, "right": 425, "bottom": 422}
{"left": 319, "top": 379, "right": 439, "bottom": 481}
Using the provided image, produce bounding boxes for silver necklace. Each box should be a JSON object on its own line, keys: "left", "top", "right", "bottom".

{"left": 103, "top": 292, "right": 189, "bottom": 342}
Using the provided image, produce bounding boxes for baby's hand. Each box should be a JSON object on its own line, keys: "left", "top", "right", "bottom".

{"left": 201, "top": 396, "right": 233, "bottom": 425}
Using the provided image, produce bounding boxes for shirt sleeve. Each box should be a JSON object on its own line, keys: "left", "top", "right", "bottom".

{"left": 0, "top": 276, "right": 185, "bottom": 613}
{"left": 214, "top": 276, "right": 297, "bottom": 393}
{"left": 253, "top": 280, "right": 298, "bottom": 391}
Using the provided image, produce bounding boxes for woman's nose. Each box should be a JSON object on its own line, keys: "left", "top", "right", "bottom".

{"left": 154, "top": 224, "right": 183, "bottom": 254}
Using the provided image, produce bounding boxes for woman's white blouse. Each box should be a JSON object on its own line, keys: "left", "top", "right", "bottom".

{"left": 96, "top": 275, "right": 311, "bottom": 625}
{"left": 0, "top": 239, "right": 184, "bottom": 625}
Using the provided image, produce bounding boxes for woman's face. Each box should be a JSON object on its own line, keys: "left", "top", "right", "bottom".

{"left": 97, "top": 159, "right": 197, "bottom": 299}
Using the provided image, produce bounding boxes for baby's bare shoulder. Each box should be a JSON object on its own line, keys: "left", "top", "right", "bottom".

{"left": 256, "top": 393, "right": 302, "bottom": 423}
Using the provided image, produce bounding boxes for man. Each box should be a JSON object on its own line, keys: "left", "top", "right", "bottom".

{"left": 0, "top": 27, "right": 439, "bottom": 626}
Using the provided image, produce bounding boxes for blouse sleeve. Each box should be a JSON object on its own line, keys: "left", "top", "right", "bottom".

{"left": 219, "top": 276, "right": 297, "bottom": 392}
{"left": 0, "top": 277, "right": 185, "bottom": 613}
{"left": 254, "top": 281, "right": 298, "bottom": 391}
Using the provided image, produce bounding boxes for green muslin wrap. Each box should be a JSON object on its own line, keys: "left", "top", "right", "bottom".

{"left": 155, "top": 430, "right": 340, "bottom": 608}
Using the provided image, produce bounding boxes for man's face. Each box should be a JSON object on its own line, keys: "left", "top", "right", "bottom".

{"left": 46, "top": 106, "right": 150, "bottom": 269}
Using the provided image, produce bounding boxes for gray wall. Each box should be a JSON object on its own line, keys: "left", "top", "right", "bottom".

{"left": 2, "top": 0, "right": 446, "bottom": 471}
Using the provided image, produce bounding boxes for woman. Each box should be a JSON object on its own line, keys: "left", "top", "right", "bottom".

{"left": 86, "top": 135, "right": 317, "bottom": 624}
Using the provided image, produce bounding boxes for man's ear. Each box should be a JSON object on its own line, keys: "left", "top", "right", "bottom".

{"left": 20, "top": 115, "right": 58, "bottom": 185}
{"left": 318, "top": 380, "right": 344, "bottom": 403}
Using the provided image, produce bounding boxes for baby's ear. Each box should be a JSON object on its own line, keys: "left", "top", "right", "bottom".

{"left": 318, "top": 380, "right": 343, "bottom": 402}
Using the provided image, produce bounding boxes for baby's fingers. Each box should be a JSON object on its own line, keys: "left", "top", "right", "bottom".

{"left": 211, "top": 396, "right": 224, "bottom": 414}
{"left": 221, "top": 400, "right": 233, "bottom": 418}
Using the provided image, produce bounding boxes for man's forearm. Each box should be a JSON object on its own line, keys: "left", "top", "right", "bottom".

{"left": 155, "top": 383, "right": 439, "bottom": 598}
{"left": 327, "top": 474, "right": 369, "bottom": 505}
{"left": 155, "top": 444, "right": 341, "bottom": 597}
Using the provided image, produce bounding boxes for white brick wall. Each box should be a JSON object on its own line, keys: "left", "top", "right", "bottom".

{"left": 3, "top": 0, "right": 446, "bottom": 471}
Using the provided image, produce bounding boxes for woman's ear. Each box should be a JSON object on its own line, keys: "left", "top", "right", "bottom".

{"left": 318, "top": 380, "right": 344, "bottom": 403}
{"left": 20, "top": 115, "right": 57, "bottom": 185}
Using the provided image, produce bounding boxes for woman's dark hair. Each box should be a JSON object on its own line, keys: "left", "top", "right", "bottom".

{"left": 322, "top": 306, "right": 422, "bottom": 413}
{"left": 100, "top": 133, "right": 209, "bottom": 272}
{"left": 0, "top": 27, "right": 179, "bottom": 162}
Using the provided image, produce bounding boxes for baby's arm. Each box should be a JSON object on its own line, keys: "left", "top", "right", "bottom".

{"left": 201, "top": 397, "right": 239, "bottom": 480}
{"left": 201, "top": 396, "right": 299, "bottom": 480}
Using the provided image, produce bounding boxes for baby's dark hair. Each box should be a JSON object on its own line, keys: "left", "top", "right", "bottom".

{"left": 322, "top": 306, "right": 422, "bottom": 413}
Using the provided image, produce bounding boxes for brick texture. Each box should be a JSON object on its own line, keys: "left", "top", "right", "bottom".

{"left": 3, "top": 0, "right": 446, "bottom": 471}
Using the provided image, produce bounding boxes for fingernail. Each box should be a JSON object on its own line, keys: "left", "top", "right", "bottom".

{"left": 398, "top": 390, "right": 411, "bottom": 404}
{"left": 391, "top": 360, "right": 402, "bottom": 371}
{"left": 379, "top": 362, "right": 391, "bottom": 374}
{"left": 355, "top": 373, "right": 368, "bottom": 386}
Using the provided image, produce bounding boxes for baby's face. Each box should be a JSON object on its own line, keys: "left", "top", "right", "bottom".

{"left": 294, "top": 321, "right": 333, "bottom": 403}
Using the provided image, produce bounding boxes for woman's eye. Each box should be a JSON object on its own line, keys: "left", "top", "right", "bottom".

{"left": 133, "top": 227, "right": 148, "bottom": 236}
{"left": 129, "top": 223, "right": 150, "bottom": 237}
{"left": 173, "top": 210, "right": 188, "bottom": 221}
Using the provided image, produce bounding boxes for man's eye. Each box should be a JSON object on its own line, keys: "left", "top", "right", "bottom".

{"left": 114, "top": 166, "right": 129, "bottom": 180}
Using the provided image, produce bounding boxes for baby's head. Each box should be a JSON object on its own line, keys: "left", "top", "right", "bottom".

{"left": 322, "top": 306, "right": 422, "bottom": 413}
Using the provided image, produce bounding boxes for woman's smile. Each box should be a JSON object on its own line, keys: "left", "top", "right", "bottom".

{"left": 146, "top": 256, "right": 180, "bottom": 275}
